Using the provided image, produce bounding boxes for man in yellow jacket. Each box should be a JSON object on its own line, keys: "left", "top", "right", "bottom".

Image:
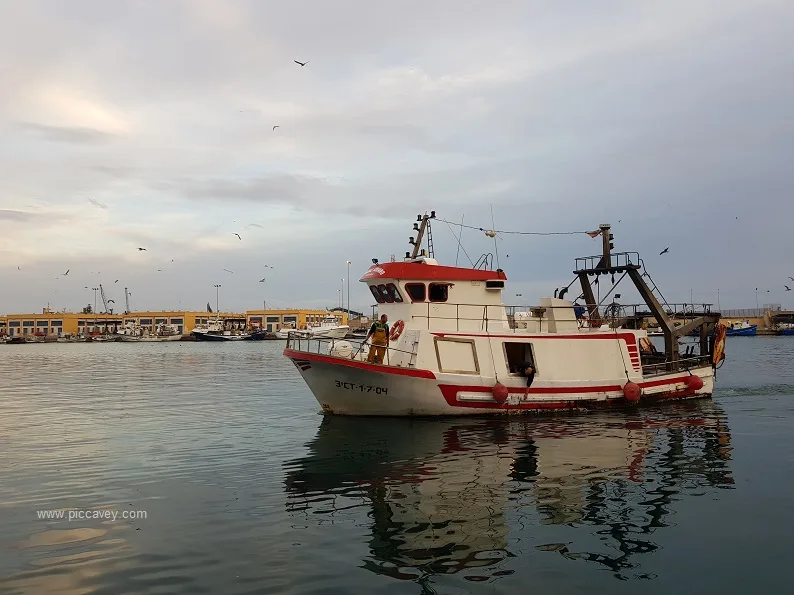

{"left": 366, "top": 314, "right": 390, "bottom": 364}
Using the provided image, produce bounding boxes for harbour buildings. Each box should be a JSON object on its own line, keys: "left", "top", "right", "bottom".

{"left": 1, "top": 308, "right": 348, "bottom": 337}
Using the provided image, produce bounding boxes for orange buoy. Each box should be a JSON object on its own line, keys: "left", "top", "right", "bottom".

{"left": 686, "top": 375, "right": 704, "bottom": 391}
{"left": 492, "top": 382, "right": 508, "bottom": 404}
{"left": 623, "top": 381, "right": 641, "bottom": 402}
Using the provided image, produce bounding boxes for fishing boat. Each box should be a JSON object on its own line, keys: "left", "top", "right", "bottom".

{"left": 276, "top": 315, "right": 349, "bottom": 340}
{"left": 118, "top": 321, "right": 183, "bottom": 342}
{"left": 284, "top": 213, "right": 725, "bottom": 417}
{"left": 191, "top": 318, "right": 251, "bottom": 341}
{"left": 725, "top": 320, "right": 757, "bottom": 336}
{"left": 776, "top": 323, "right": 794, "bottom": 336}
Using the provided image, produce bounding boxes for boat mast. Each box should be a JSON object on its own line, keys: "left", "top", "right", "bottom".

{"left": 409, "top": 211, "right": 436, "bottom": 259}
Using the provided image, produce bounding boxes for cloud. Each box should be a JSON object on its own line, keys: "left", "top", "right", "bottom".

{"left": 0, "top": 209, "right": 36, "bottom": 222}
{"left": 1, "top": 0, "right": 794, "bottom": 314}
{"left": 17, "top": 122, "right": 117, "bottom": 144}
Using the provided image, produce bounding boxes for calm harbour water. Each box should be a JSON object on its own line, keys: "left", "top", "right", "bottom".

{"left": 1, "top": 338, "right": 793, "bottom": 594}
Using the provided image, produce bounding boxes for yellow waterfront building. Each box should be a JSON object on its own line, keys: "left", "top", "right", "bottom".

{"left": 1, "top": 308, "right": 349, "bottom": 337}
{"left": 246, "top": 309, "right": 348, "bottom": 332}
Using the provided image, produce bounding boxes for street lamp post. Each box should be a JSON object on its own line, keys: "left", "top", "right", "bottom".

{"left": 214, "top": 284, "right": 221, "bottom": 315}
{"left": 340, "top": 278, "right": 344, "bottom": 309}
{"left": 92, "top": 287, "right": 99, "bottom": 332}
{"left": 346, "top": 260, "right": 351, "bottom": 321}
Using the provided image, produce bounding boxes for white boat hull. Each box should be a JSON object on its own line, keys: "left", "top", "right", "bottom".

{"left": 284, "top": 348, "right": 715, "bottom": 416}
{"left": 119, "top": 334, "right": 183, "bottom": 342}
{"left": 276, "top": 326, "right": 350, "bottom": 340}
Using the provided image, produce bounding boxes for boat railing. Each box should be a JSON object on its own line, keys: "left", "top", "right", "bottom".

{"left": 574, "top": 251, "right": 641, "bottom": 273}
{"left": 285, "top": 334, "right": 419, "bottom": 367}
{"left": 641, "top": 354, "right": 712, "bottom": 377}
{"left": 408, "top": 302, "right": 717, "bottom": 332}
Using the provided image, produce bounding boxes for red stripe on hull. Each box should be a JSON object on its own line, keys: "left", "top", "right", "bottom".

{"left": 431, "top": 332, "right": 640, "bottom": 341}
{"left": 283, "top": 349, "right": 436, "bottom": 379}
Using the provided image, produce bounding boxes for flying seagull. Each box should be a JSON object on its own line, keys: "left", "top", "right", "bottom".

{"left": 785, "top": 285, "right": 791, "bottom": 291}
{"left": 259, "top": 278, "right": 266, "bottom": 282}
{"left": 63, "top": 269, "right": 69, "bottom": 276}
{"left": 233, "top": 233, "right": 241, "bottom": 240}
{"left": 137, "top": 247, "right": 147, "bottom": 251}
{"left": 659, "top": 247, "right": 669, "bottom": 255}
{"left": 294, "top": 60, "right": 309, "bottom": 67}
{"left": 789, "top": 277, "right": 794, "bottom": 282}
{"left": 114, "top": 279, "right": 119, "bottom": 283}
{"left": 223, "top": 268, "right": 234, "bottom": 273}
{"left": 272, "top": 125, "right": 279, "bottom": 131}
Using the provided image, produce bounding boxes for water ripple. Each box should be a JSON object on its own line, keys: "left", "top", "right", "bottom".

{"left": 1, "top": 338, "right": 793, "bottom": 592}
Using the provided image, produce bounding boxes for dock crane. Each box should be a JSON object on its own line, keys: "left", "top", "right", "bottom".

{"left": 99, "top": 284, "right": 115, "bottom": 314}
{"left": 124, "top": 287, "right": 131, "bottom": 314}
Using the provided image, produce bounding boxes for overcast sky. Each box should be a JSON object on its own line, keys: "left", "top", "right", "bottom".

{"left": 2, "top": 0, "right": 793, "bottom": 315}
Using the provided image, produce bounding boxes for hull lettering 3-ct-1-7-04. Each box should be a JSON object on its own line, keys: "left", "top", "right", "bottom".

{"left": 335, "top": 380, "right": 388, "bottom": 395}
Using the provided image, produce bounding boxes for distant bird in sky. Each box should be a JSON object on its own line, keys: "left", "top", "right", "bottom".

{"left": 272, "top": 125, "right": 279, "bottom": 131}
{"left": 294, "top": 59, "right": 309, "bottom": 67}
{"left": 137, "top": 247, "right": 146, "bottom": 251}
{"left": 114, "top": 279, "right": 119, "bottom": 283}
{"left": 63, "top": 269, "right": 69, "bottom": 276}
{"left": 17, "top": 266, "right": 20, "bottom": 270}
{"left": 789, "top": 277, "right": 794, "bottom": 282}
{"left": 785, "top": 286, "right": 791, "bottom": 291}
{"left": 157, "top": 269, "right": 162, "bottom": 272}
{"left": 258, "top": 278, "right": 266, "bottom": 283}
{"left": 233, "top": 233, "right": 241, "bottom": 240}
{"left": 247, "top": 223, "right": 263, "bottom": 229}
{"left": 263, "top": 264, "right": 273, "bottom": 268}
{"left": 223, "top": 268, "right": 234, "bottom": 273}
{"left": 659, "top": 247, "right": 669, "bottom": 255}
{"left": 88, "top": 198, "right": 107, "bottom": 209}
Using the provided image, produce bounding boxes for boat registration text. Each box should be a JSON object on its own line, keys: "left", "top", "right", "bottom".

{"left": 334, "top": 380, "right": 388, "bottom": 395}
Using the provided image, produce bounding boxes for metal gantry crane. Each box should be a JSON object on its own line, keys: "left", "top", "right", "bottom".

{"left": 99, "top": 284, "right": 115, "bottom": 314}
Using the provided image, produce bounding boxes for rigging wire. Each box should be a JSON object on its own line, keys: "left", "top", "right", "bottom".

{"left": 442, "top": 220, "right": 475, "bottom": 267}
{"left": 434, "top": 218, "right": 595, "bottom": 236}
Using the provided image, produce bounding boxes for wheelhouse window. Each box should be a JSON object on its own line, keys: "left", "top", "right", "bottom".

{"left": 405, "top": 283, "right": 426, "bottom": 302}
{"left": 384, "top": 283, "right": 403, "bottom": 303}
{"left": 428, "top": 283, "right": 450, "bottom": 302}
{"left": 370, "top": 285, "right": 385, "bottom": 304}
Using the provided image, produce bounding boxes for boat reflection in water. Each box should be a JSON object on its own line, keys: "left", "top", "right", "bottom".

{"left": 283, "top": 402, "right": 733, "bottom": 584}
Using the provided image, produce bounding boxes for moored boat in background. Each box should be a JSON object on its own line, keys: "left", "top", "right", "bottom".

{"left": 725, "top": 320, "right": 757, "bottom": 336}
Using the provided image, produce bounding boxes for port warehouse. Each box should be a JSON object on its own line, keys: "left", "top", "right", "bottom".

{"left": 0, "top": 309, "right": 348, "bottom": 337}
